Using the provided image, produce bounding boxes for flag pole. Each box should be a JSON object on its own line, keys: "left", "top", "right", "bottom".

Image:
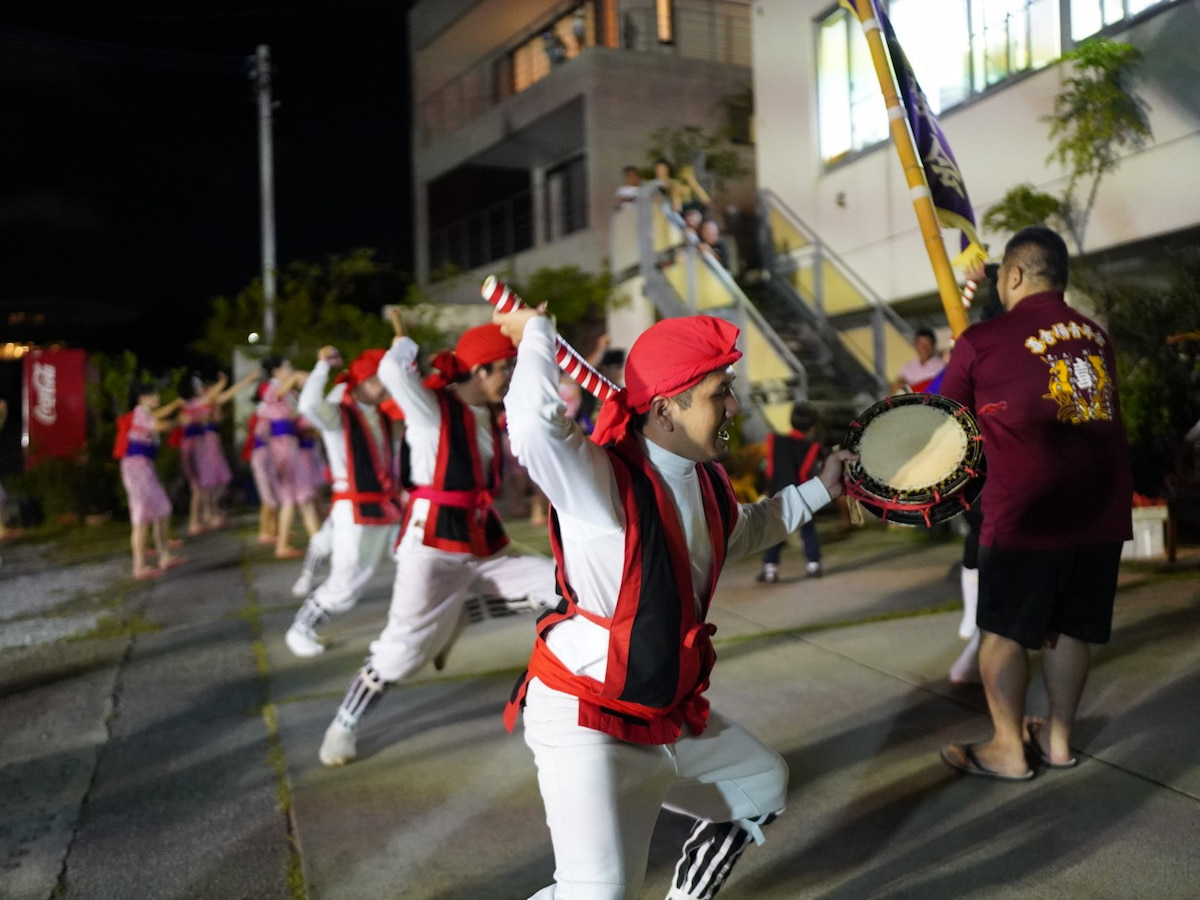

{"left": 853, "top": 8, "right": 970, "bottom": 337}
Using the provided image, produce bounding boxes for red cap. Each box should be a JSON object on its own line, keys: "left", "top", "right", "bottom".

{"left": 336, "top": 349, "right": 386, "bottom": 390}
{"left": 426, "top": 323, "right": 516, "bottom": 389}
{"left": 592, "top": 316, "right": 741, "bottom": 445}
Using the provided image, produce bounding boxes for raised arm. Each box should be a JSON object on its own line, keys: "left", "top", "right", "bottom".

{"left": 268, "top": 370, "right": 307, "bottom": 401}
{"left": 377, "top": 337, "right": 441, "bottom": 428}
{"left": 297, "top": 347, "right": 343, "bottom": 433}
{"left": 497, "top": 310, "right": 621, "bottom": 528}
{"left": 215, "top": 370, "right": 258, "bottom": 406}
{"left": 153, "top": 397, "right": 184, "bottom": 420}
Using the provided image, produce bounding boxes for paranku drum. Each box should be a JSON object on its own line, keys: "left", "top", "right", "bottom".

{"left": 843, "top": 393, "right": 985, "bottom": 527}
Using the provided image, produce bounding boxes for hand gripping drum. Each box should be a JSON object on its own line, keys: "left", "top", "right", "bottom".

{"left": 842, "top": 393, "right": 986, "bottom": 527}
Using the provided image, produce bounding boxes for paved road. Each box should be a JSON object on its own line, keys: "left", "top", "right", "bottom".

{"left": 2, "top": 515, "right": 1197, "bottom": 899}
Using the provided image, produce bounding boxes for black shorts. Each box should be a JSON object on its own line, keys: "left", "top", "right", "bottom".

{"left": 977, "top": 542, "right": 1123, "bottom": 649}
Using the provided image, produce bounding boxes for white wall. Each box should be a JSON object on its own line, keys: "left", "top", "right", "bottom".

{"left": 752, "top": 0, "right": 1200, "bottom": 302}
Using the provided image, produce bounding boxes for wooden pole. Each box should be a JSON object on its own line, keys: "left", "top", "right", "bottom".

{"left": 852, "top": 8, "right": 970, "bottom": 337}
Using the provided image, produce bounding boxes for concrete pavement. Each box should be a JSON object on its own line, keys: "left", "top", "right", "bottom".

{"left": 1, "top": 513, "right": 1197, "bottom": 899}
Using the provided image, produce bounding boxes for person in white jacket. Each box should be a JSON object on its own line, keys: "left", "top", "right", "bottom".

{"left": 317, "top": 325, "right": 558, "bottom": 768}
{"left": 285, "top": 347, "right": 403, "bottom": 658}
{"left": 496, "top": 307, "right": 853, "bottom": 900}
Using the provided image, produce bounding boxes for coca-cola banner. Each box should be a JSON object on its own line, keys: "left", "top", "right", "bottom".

{"left": 23, "top": 348, "right": 88, "bottom": 469}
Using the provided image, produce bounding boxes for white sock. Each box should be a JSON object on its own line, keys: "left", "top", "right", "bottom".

{"left": 958, "top": 567, "right": 979, "bottom": 640}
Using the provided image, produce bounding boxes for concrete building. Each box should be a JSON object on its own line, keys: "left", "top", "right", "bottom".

{"left": 409, "top": 0, "right": 757, "bottom": 342}
{"left": 751, "top": 0, "right": 1200, "bottom": 382}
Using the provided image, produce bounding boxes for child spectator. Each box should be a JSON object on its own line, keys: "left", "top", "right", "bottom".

{"left": 758, "top": 402, "right": 825, "bottom": 582}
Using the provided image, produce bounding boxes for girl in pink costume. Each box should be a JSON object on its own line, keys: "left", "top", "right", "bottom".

{"left": 180, "top": 370, "right": 257, "bottom": 535}
{"left": 259, "top": 358, "right": 322, "bottom": 558}
{"left": 116, "top": 383, "right": 184, "bottom": 578}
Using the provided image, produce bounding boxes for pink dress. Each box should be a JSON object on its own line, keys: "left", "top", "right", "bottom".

{"left": 249, "top": 409, "right": 280, "bottom": 508}
{"left": 260, "top": 386, "right": 308, "bottom": 505}
{"left": 296, "top": 417, "right": 329, "bottom": 496}
{"left": 180, "top": 398, "right": 233, "bottom": 490}
{"left": 119, "top": 406, "right": 172, "bottom": 525}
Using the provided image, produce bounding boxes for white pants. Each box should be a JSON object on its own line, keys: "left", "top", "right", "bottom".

{"left": 523, "top": 679, "right": 788, "bottom": 900}
{"left": 368, "top": 521, "right": 558, "bottom": 682}
{"left": 311, "top": 501, "right": 397, "bottom": 614}
{"left": 308, "top": 514, "right": 335, "bottom": 558}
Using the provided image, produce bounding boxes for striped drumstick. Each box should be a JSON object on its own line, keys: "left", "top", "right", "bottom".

{"left": 960, "top": 279, "right": 978, "bottom": 308}
{"left": 481, "top": 276, "right": 618, "bottom": 401}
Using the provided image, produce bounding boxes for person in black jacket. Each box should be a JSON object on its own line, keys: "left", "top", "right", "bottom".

{"left": 757, "top": 401, "right": 825, "bottom": 583}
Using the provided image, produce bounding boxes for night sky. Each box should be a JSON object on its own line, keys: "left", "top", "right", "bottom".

{"left": 0, "top": 1, "right": 414, "bottom": 361}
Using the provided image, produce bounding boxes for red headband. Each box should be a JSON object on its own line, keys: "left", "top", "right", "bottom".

{"left": 591, "top": 316, "right": 741, "bottom": 445}
{"left": 336, "top": 349, "right": 386, "bottom": 390}
{"left": 425, "top": 323, "right": 516, "bottom": 389}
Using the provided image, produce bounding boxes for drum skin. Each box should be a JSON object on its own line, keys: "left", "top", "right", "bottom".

{"left": 843, "top": 393, "right": 986, "bottom": 527}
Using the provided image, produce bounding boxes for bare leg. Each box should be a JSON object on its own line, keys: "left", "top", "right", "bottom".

{"left": 950, "top": 630, "right": 1031, "bottom": 776}
{"left": 1039, "top": 634, "right": 1090, "bottom": 765}
{"left": 187, "top": 487, "right": 204, "bottom": 535}
{"left": 152, "top": 516, "right": 174, "bottom": 567}
{"left": 276, "top": 503, "right": 297, "bottom": 556}
{"left": 204, "top": 487, "right": 227, "bottom": 528}
{"left": 258, "top": 505, "right": 277, "bottom": 541}
{"left": 299, "top": 500, "right": 321, "bottom": 538}
{"left": 131, "top": 522, "right": 151, "bottom": 576}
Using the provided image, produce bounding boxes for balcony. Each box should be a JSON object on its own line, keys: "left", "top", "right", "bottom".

{"left": 415, "top": 0, "right": 751, "bottom": 148}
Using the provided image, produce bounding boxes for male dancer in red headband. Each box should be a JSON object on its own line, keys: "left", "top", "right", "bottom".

{"left": 318, "top": 323, "right": 558, "bottom": 766}
{"left": 285, "top": 346, "right": 402, "bottom": 657}
{"left": 496, "top": 308, "right": 853, "bottom": 900}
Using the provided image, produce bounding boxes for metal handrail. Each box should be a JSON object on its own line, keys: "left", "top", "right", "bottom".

{"left": 637, "top": 192, "right": 809, "bottom": 400}
{"left": 759, "top": 188, "right": 914, "bottom": 339}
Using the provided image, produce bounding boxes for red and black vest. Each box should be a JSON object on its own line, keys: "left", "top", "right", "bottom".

{"left": 405, "top": 390, "right": 508, "bottom": 556}
{"left": 764, "top": 430, "right": 823, "bottom": 495}
{"left": 504, "top": 435, "right": 739, "bottom": 744}
{"left": 332, "top": 394, "right": 404, "bottom": 526}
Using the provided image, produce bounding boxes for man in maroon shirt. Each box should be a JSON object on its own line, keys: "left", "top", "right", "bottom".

{"left": 938, "top": 226, "right": 1132, "bottom": 780}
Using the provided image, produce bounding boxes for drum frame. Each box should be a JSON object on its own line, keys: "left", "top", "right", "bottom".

{"left": 843, "top": 393, "right": 986, "bottom": 527}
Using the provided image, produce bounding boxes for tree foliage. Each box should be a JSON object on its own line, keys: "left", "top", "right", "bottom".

{"left": 509, "top": 265, "right": 613, "bottom": 350}
{"left": 1107, "top": 251, "right": 1200, "bottom": 450}
{"left": 643, "top": 124, "right": 749, "bottom": 190}
{"left": 983, "top": 38, "right": 1151, "bottom": 254}
{"left": 981, "top": 182, "right": 1067, "bottom": 235}
{"left": 194, "top": 249, "right": 432, "bottom": 369}
{"left": 1044, "top": 37, "right": 1151, "bottom": 250}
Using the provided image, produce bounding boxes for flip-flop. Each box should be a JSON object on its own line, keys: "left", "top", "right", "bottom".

{"left": 1025, "top": 722, "right": 1078, "bottom": 769}
{"left": 134, "top": 567, "right": 163, "bottom": 580}
{"left": 941, "top": 742, "right": 1035, "bottom": 781}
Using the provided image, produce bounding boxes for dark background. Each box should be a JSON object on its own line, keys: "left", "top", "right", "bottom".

{"left": 0, "top": 0, "right": 416, "bottom": 363}
{"left": 1, "top": 1, "right": 417, "bottom": 475}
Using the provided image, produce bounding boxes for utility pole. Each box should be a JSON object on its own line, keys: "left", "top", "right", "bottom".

{"left": 253, "top": 44, "right": 277, "bottom": 345}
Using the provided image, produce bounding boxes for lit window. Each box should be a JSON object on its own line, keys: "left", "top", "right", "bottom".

{"left": 890, "top": 0, "right": 970, "bottom": 112}
{"left": 657, "top": 0, "right": 674, "bottom": 44}
{"left": 970, "top": 0, "right": 1060, "bottom": 92}
{"left": 817, "top": 6, "right": 887, "bottom": 162}
{"left": 1071, "top": 0, "right": 1172, "bottom": 40}
{"left": 817, "top": 0, "right": 1062, "bottom": 165}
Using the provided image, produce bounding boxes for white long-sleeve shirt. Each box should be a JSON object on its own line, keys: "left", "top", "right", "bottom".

{"left": 377, "top": 338, "right": 499, "bottom": 527}
{"left": 297, "top": 359, "right": 386, "bottom": 493}
{"left": 504, "top": 316, "right": 830, "bottom": 681}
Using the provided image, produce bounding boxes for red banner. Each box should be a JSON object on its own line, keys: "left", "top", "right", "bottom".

{"left": 23, "top": 348, "right": 88, "bottom": 469}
